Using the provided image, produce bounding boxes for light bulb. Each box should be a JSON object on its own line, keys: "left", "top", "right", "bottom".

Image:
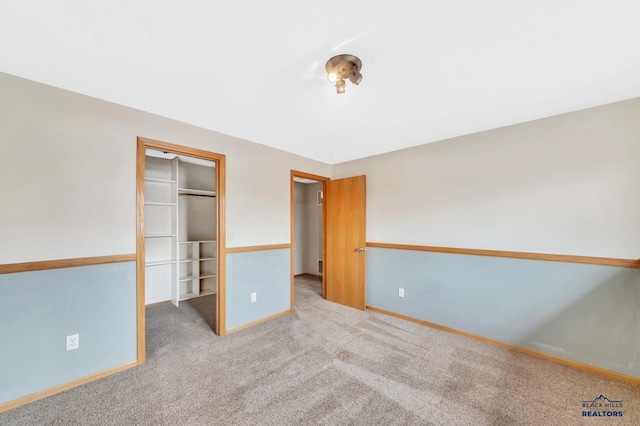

{"left": 327, "top": 72, "right": 337, "bottom": 83}
{"left": 336, "top": 79, "right": 346, "bottom": 94}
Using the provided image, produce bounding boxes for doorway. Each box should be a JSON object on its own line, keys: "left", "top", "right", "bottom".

{"left": 290, "top": 171, "right": 328, "bottom": 310}
{"left": 290, "top": 171, "right": 367, "bottom": 312}
{"left": 136, "top": 137, "right": 226, "bottom": 365}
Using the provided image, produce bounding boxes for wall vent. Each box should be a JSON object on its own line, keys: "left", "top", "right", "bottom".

{"left": 317, "top": 259, "right": 323, "bottom": 274}
{"left": 317, "top": 191, "right": 323, "bottom": 206}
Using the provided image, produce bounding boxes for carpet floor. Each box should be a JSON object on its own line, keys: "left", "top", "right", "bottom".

{"left": 2, "top": 276, "right": 639, "bottom": 425}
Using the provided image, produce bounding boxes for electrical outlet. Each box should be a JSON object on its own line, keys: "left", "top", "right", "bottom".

{"left": 67, "top": 334, "right": 79, "bottom": 351}
{"left": 251, "top": 292, "right": 257, "bottom": 303}
{"left": 399, "top": 288, "right": 405, "bottom": 298}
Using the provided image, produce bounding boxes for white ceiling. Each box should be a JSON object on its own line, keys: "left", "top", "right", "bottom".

{"left": 1, "top": 1, "right": 639, "bottom": 165}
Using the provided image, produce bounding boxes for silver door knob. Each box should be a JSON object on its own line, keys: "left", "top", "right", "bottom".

{"left": 356, "top": 247, "right": 366, "bottom": 252}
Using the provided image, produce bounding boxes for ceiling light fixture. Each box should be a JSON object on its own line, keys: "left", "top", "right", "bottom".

{"left": 325, "top": 54, "right": 362, "bottom": 94}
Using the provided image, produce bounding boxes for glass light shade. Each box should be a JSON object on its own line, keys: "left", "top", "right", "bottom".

{"left": 349, "top": 71, "right": 363, "bottom": 85}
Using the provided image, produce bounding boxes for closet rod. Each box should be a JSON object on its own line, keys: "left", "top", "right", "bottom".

{"left": 178, "top": 193, "right": 216, "bottom": 198}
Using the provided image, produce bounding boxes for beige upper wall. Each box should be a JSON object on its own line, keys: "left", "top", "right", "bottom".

{"left": 333, "top": 98, "right": 640, "bottom": 259}
{"left": 0, "top": 72, "right": 330, "bottom": 263}
{"left": 3, "top": 70, "right": 639, "bottom": 263}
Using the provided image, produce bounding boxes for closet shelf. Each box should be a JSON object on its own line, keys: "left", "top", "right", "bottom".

{"left": 178, "top": 292, "right": 197, "bottom": 301}
{"left": 178, "top": 290, "right": 216, "bottom": 301}
{"left": 178, "top": 188, "right": 216, "bottom": 197}
{"left": 145, "top": 233, "right": 177, "bottom": 238}
{"left": 145, "top": 260, "right": 175, "bottom": 266}
{"left": 145, "top": 177, "right": 176, "bottom": 184}
{"left": 179, "top": 273, "right": 216, "bottom": 281}
{"left": 178, "top": 257, "right": 216, "bottom": 263}
{"left": 145, "top": 202, "right": 176, "bottom": 206}
{"left": 179, "top": 240, "right": 216, "bottom": 244}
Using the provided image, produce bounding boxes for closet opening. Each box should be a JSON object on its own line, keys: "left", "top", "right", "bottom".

{"left": 290, "top": 171, "right": 329, "bottom": 310}
{"left": 137, "top": 137, "right": 226, "bottom": 365}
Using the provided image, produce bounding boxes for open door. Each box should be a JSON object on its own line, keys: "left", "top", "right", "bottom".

{"left": 325, "top": 175, "right": 366, "bottom": 310}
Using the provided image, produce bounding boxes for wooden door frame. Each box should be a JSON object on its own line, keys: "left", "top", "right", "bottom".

{"left": 290, "top": 170, "right": 329, "bottom": 310}
{"left": 136, "top": 137, "right": 227, "bottom": 365}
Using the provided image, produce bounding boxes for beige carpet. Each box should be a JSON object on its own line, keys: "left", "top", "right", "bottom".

{"left": 2, "top": 276, "right": 639, "bottom": 425}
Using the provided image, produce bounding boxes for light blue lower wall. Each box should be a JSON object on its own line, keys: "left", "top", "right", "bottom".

{"left": 226, "top": 249, "right": 290, "bottom": 330}
{"left": 0, "top": 262, "right": 137, "bottom": 404}
{"left": 367, "top": 248, "right": 640, "bottom": 378}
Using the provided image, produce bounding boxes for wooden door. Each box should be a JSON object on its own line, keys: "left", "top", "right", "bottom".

{"left": 325, "top": 175, "right": 366, "bottom": 310}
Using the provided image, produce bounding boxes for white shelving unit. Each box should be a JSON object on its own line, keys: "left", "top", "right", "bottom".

{"left": 144, "top": 156, "right": 178, "bottom": 305}
{"left": 178, "top": 240, "right": 217, "bottom": 301}
{"left": 176, "top": 158, "right": 217, "bottom": 306}
{"left": 144, "top": 149, "right": 217, "bottom": 306}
